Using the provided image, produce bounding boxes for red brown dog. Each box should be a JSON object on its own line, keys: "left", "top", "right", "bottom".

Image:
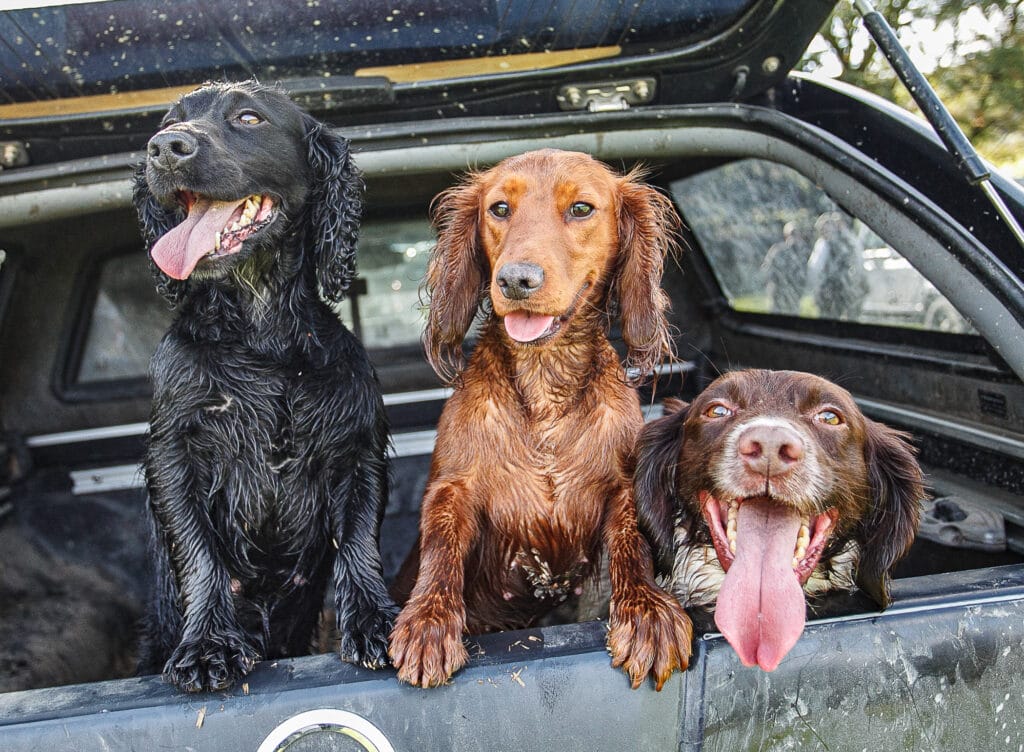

{"left": 634, "top": 369, "right": 923, "bottom": 671}
{"left": 389, "top": 149, "right": 692, "bottom": 689}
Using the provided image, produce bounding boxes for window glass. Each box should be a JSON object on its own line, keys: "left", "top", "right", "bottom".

{"left": 670, "top": 159, "right": 974, "bottom": 333}
{"left": 75, "top": 217, "right": 435, "bottom": 385}
{"left": 78, "top": 252, "right": 171, "bottom": 383}
{"left": 348, "top": 217, "right": 432, "bottom": 349}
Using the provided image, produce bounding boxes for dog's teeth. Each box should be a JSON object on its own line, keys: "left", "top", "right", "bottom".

{"left": 214, "top": 231, "right": 221, "bottom": 251}
{"left": 729, "top": 539, "right": 736, "bottom": 554}
{"left": 241, "top": 197, "right": 258, "bottom": 223}
{"left": 792, "top": 523, "right": 810, "bottom": 566}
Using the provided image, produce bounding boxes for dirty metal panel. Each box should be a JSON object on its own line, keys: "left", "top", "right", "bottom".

{"left": 701, "top": 566, "right": 1024, "bottom": 751}
{"left": 0, "top": 621, "right": 688, "bottom": 752}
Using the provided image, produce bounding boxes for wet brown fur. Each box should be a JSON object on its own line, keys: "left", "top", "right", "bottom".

{"left": 389, "top": 149, "right": 692, "bottom": 689}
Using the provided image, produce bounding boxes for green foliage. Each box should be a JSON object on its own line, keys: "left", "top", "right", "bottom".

{"left": 800, "top": 1, "right": 1024, "bottom": 175}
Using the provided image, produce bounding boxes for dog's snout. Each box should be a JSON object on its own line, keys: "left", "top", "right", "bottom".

{"left": 737, "top": 424, "right": 804, "bottom": 475}
{"left": 496, "top": 262, "right": 545, "bottom": 300}
{"left": 147, "top": 130, "right": 198, "bottom": 170}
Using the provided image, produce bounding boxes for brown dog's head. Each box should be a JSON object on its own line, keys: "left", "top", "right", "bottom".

{"left": 424, "top": 149, "right": 679, "bottom": 383}
{"left": 635, "top": 369, "right": 923, "bottom": 671}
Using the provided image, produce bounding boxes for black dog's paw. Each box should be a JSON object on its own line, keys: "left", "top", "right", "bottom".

{"left": 163, "top": 631, "right": 260, "bottom": 693}
{"left": 338, "top": 604, "right": 399, "bottom": 669}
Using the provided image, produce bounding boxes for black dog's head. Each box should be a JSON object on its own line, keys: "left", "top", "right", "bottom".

{"left": 134, "top": 80, "right": 361, "bottom": 305}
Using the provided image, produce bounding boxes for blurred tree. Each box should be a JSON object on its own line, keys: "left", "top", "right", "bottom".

{"left": 800, "top": 1, "right": 1024, "bottom": 175}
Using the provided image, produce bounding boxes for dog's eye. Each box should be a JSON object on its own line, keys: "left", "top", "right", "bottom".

{"left": 704, "top": 403, "right": 733, "bottom": 419}
{"left": 489, "top": 201, "right": 510, "bottom": 218}
{"left": 569, "top": 202, "right": 594, "bottom": 218}
{"left": 236, "top": 111, "right": 263, "bottom": 126}
{"left": 815, "top": 409, "right": 844, "bottom": 426}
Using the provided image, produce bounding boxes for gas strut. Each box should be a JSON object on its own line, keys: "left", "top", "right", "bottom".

{"left": 852, "top": 0, "right": 1024, "bottom": 250}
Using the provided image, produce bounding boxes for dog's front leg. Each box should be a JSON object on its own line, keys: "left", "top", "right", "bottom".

{"left": 605, "top": 486, "right": 693, "bottom": 691}
{"left": 329, "top": 434, "right": 399, "bottom": 670}
{"left": 389, "top": 480, "right": 477, "bottom": 687}
{"left": 146, "top": 427, "right": 259, "bottom": 693}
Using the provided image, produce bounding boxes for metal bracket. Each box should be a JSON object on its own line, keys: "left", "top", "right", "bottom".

{"left": 557, "top": 78, "right": 656, "bottom": 113}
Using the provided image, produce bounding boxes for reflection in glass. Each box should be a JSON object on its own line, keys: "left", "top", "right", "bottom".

{"left": 671, "top": 159, "right": 973, "bottom": 333}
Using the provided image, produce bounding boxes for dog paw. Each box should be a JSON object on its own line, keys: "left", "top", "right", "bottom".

{"left": 388, "top": 598, "right": 467, "bottom": 688}
{"left": 163, "top": 631, "right": 259, "bottom": 693}
{"left": 338, "top": 603, "right": 399, "bottom": 670}
{"left": 607, "top": 585, "right": 693, "bottom": 691}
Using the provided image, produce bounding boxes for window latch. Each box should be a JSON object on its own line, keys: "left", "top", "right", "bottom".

{"left": 557, "top": 78, "right": 655, "bottom": 113}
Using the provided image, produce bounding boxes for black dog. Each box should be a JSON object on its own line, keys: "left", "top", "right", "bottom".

{"left": 133, "top": 81, "right": 396, "bottom": 692}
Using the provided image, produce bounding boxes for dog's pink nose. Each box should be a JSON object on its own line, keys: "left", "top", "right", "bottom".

{"left": 738, "top": 424, "right": 804, "bottom": 474}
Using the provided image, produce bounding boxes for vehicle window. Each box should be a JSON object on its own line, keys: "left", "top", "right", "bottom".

{"left": 74, "top": 218, "right": 434, "bottom": 387}
{"left": 348, "top": 217, "right": 432, "bottom": 350}
{"left": 77, "top": 252, "right": 171, "bottom": 383}
{"left": 670, "top": 159, "right": 975, "bottom": 334}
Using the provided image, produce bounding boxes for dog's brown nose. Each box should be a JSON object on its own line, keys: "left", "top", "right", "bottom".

{"left": 497, "top": 261, "right": 544, "bottom": 300}
{"left": 148, "top": 130, "right": 198, "bottom": 170}
{"left": 737, "top": 424, "right": 804, "bottom": 475}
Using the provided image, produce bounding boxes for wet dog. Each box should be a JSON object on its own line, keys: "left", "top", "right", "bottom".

{"left": 134, "top": 81, "right": 396, "bottom": 692}
{"left": 389, "top": 149, "right": 692, "bottom": 689}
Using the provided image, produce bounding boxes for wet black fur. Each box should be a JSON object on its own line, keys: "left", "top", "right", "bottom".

{"left": 134, "top": 81, "right": 397, "bottom": 692}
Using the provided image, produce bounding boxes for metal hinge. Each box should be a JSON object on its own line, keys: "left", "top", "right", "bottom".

{"left": 556, "top": 78, "right": 656, "bottom": 113}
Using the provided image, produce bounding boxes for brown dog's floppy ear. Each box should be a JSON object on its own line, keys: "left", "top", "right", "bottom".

{"left": 613, "top": 169, "right": 681, "bottom": 385}
{"left": 303, "top": 116, "right": 363, "bottom": 304}
{"left": 133, "top": 166, "right": 188, "bottom": 307}
{"left": 424, "top": 177, "right": 487, "bottom": 383}
{"left": 633, "top": 398, "right": 689, "bottom": 577}
{"left": 855, "top": 420, "right": 924, "bottom": 608}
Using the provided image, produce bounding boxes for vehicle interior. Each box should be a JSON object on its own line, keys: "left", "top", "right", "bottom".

{"left": 2, "top": 99, "right": 1023, "bottom": 698}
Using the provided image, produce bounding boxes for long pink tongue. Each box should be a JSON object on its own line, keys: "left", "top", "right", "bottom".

{"left": 504, "top": 311, "right": 555, "bottom": 342}
{"left": 150, "top": 198, "right": 245, "bottom": 280}
{"left": 714, "top": 500, "right": 806, "bottom": 671}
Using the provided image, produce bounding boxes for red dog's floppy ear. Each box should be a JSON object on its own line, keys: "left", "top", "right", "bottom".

{"left": 613, "top": 169, "right": 681, "bottom": 385}
{"left": 424, "top": 176, "right": 488, "bottom": 383}
{"left": 856, "top": 420, "right": 924, "bottom": 608}
{"left": 633, "top": 398, "right": 689, "bottom": 577}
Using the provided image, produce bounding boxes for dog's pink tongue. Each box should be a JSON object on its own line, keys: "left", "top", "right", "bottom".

{"left": 504, "top": 311, "right": 555, "bottom": 342}
{"left": 150, "top": 198, "right": 243, "bottom": 280}
{"left": 714, "top": 499, "right": 805, "bottom": 671}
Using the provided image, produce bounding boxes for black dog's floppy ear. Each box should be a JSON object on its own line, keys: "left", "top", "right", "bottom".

{"left": 423, "top": 176, "right": 487, "bottom": 384}
{"left": 613, "top": 168, "right": 681, "bottom": 385}
{"left": 855, "top": 420, "right": 924, "bottom": 609}
{"left": 133, "top": 166, "right": 188, "bottom": 307}
{"left": 633, "top": 398, "right": 689, "bottom": 577}
{"left": 303, "top": 117, "right": 364, "bottom": 304}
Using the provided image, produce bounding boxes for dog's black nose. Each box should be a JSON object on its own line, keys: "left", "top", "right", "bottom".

{"left": 497, "top": 262, "right": 544, "bottom": 300}
{"left": 147, "top": 130, "right": 198, "bottom": 170}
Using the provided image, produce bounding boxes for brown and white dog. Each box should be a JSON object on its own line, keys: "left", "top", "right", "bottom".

{"left": 634, "top": 369, "right": 923, "bottom": 671}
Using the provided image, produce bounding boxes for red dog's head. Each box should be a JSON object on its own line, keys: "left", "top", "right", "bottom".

{"left": 424, "top": 149, "right": 679, "bottom": 383}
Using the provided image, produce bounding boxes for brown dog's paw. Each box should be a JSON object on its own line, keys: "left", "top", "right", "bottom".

{"left": 607, "top": 586, "right": 693, "bottom": 691}
{"left": 388, "top": 598, "right": 468, "bottom": 688}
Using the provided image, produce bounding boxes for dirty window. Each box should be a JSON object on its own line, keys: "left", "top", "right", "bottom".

{"left": 77, "top": 252, "right": 171, "bottom": 383}
{"left": 670, "top": 159, "right": 974, "bottom": 334}
{"left": 344, "top": 217, "right": 432, "bottom": 350}
{"left": 1, "top": 0, "right": 756, "bottom": 103}
{"left": 75, "top": 218, "right": 432, "bottom": 386}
